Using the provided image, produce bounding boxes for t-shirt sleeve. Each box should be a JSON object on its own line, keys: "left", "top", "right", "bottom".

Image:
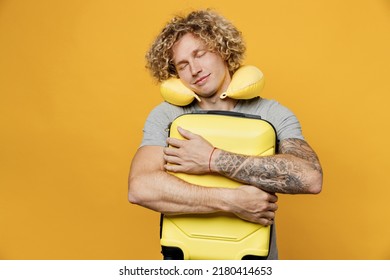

{"left": 266, "top": 101, "right": 304, "bottom": 141}
{"left": 140, "top": 102, "right": 184, "bottom": 147}
{"left": 141, "top": 104, "right": 171, "bottom": 147}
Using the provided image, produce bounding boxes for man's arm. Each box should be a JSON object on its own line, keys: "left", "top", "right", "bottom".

{"left": 164, "top": 128, "right": 323, "bottom": 194}
{"left": 213, "top": 138, "right": 323, "bottom": 194}
{"left": 128, "top": 145, "right": 278, "bottom": 225}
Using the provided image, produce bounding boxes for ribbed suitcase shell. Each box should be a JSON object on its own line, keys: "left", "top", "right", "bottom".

{"left": 161, "top": 111, "right": 277, "bottom": 260}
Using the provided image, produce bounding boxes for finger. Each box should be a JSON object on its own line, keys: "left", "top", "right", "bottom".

{"left": 164, "top": 163, "right": 179, "bottom": 173}
{"left": 257, "top": 217, "right": 274, "bottom": 226}
{"left": 256, "top": 202, "right": 278, "bottom": 214}
{"left": 267, "top": 193, "right": 278, "bottom": 203}
{"left": 163, "top": 154, "right": 181, "bottom": 165}
{"left": 163, "top": 146, "right": 180, "bottom": 157}
{"left": 261, "top": 210, "right": 276, "bottom": 220}
{"left": 164, "top": 160, "right": 186, "bottom": 172}
{"left": 166, "top": 137, "right": 184, "bottom": 148}
{"left": 177, "top": 126, "right": 198, "bottom": 140}
{"left": 262, "top": 203, "right": 279, "bottom": 212}
{"left": 265, "top": 202, "right": 278, "bottom": 212}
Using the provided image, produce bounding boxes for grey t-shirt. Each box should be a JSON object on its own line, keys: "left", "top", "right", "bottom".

{"left": 142, "top": 97, "right": 303, "bottom": 147}
{"left": 140, "top": 97, "right": 304, "bottom": 260}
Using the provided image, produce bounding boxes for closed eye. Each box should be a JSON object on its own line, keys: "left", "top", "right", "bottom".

{"left": 195, "top": 50, "right": 207, "bottom": 58}
{"left": 177, "top": 62, "right": 188, "bottom": 71}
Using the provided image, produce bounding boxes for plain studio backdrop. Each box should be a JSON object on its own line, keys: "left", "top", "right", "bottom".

{"left": 1, "top": 0, "right": 389, "bottom": 259}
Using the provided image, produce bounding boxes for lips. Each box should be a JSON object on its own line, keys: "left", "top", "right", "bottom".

{"left": 193, "top": 74, "right": 210, "bottom": 85}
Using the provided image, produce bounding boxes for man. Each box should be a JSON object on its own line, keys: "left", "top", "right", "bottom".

{"left": 128, "top": 9, "right": 323, "bottom": 259}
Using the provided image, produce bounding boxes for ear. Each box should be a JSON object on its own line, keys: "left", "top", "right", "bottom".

{"left": 220, "top": 65, "right": 265, "bottom": 100}
{"left": 160, "top": 78, "right": 201, "bottom": 106}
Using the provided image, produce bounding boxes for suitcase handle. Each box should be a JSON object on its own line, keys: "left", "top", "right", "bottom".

{"left": 201, "top": 110, "right": 263, "bottom": 120}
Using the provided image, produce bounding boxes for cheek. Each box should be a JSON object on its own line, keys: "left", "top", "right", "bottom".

{"left": 205, "top": 52, "right": 224, "bottom": 65}
{"left": 178, "top": 72, "right": 193, "bottom": 88}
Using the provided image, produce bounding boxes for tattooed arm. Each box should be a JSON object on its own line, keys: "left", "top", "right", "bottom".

{"left": 164, "top": 127, "right": 322, "bottom": 195}
{"left": 210, "top": 138, "right": 323, "bottom": 194}
{"left": 129, "top": 145, "right": 278, "bottom": 225}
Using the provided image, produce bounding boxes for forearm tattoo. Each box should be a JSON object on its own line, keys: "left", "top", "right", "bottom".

{"left": 215, "top": 138, "right": 322, "bottom": 194}
{"left": 279, "top": 138, "right": 323, "bottom": 175}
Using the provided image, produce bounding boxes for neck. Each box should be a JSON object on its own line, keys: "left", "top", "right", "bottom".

{"left": 197, "top": 96, "right": 238, "bottom": 111}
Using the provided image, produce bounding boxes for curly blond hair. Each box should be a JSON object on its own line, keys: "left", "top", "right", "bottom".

{"left": 145, "top": 9, "right": 246, "bottom": 82}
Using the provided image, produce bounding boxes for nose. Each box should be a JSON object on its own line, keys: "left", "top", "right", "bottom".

{"left": 190, "top": 60, "right": 202, "bottom": 76}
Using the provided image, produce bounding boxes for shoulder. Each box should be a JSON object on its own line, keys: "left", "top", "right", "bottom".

{"left": 236, "top": 98, "right": 304, "bottom": 141}
{"left": 147, "top": 102, "right": 184, "bottom": 118}
{"left": 242, "top": 98, "right": 294, "bottom": 115}
{"left": 144, "top": 102, "right": 187, "bottom": 136}
{"left": 141, "top": 102, "right": 198, "bottom": 147}
{"left": 147, "top": 101, "right": 199, "bottom": 119}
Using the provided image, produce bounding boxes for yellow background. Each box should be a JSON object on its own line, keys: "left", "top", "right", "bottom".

{"left": 1, "top": 0, "right": 389, "bottom": 260}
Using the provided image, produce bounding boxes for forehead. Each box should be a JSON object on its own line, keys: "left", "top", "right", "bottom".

{"left": 171, "top": 33, "right": 206, "bottom": 63}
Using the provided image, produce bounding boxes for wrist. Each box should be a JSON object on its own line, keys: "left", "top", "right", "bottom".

{"left": 208, "top": 147, "right": 221, "bottom": 173}
{"left": 211, "top": 187, "right": 236, "bottom": 213}
{"left": 208, "top": 147, "right": 217, "bottom": 173}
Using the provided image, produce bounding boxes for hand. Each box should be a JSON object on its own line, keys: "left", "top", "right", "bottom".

{"left": 230, "top": 185, "right": 278, "bottom": 226}
{"left": 164, "top": 127, "right": 214, "bottom": 174}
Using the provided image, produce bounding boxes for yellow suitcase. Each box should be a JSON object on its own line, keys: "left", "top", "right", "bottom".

{"left": 161, "top": 111, "right": 277, "bottom": 260}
